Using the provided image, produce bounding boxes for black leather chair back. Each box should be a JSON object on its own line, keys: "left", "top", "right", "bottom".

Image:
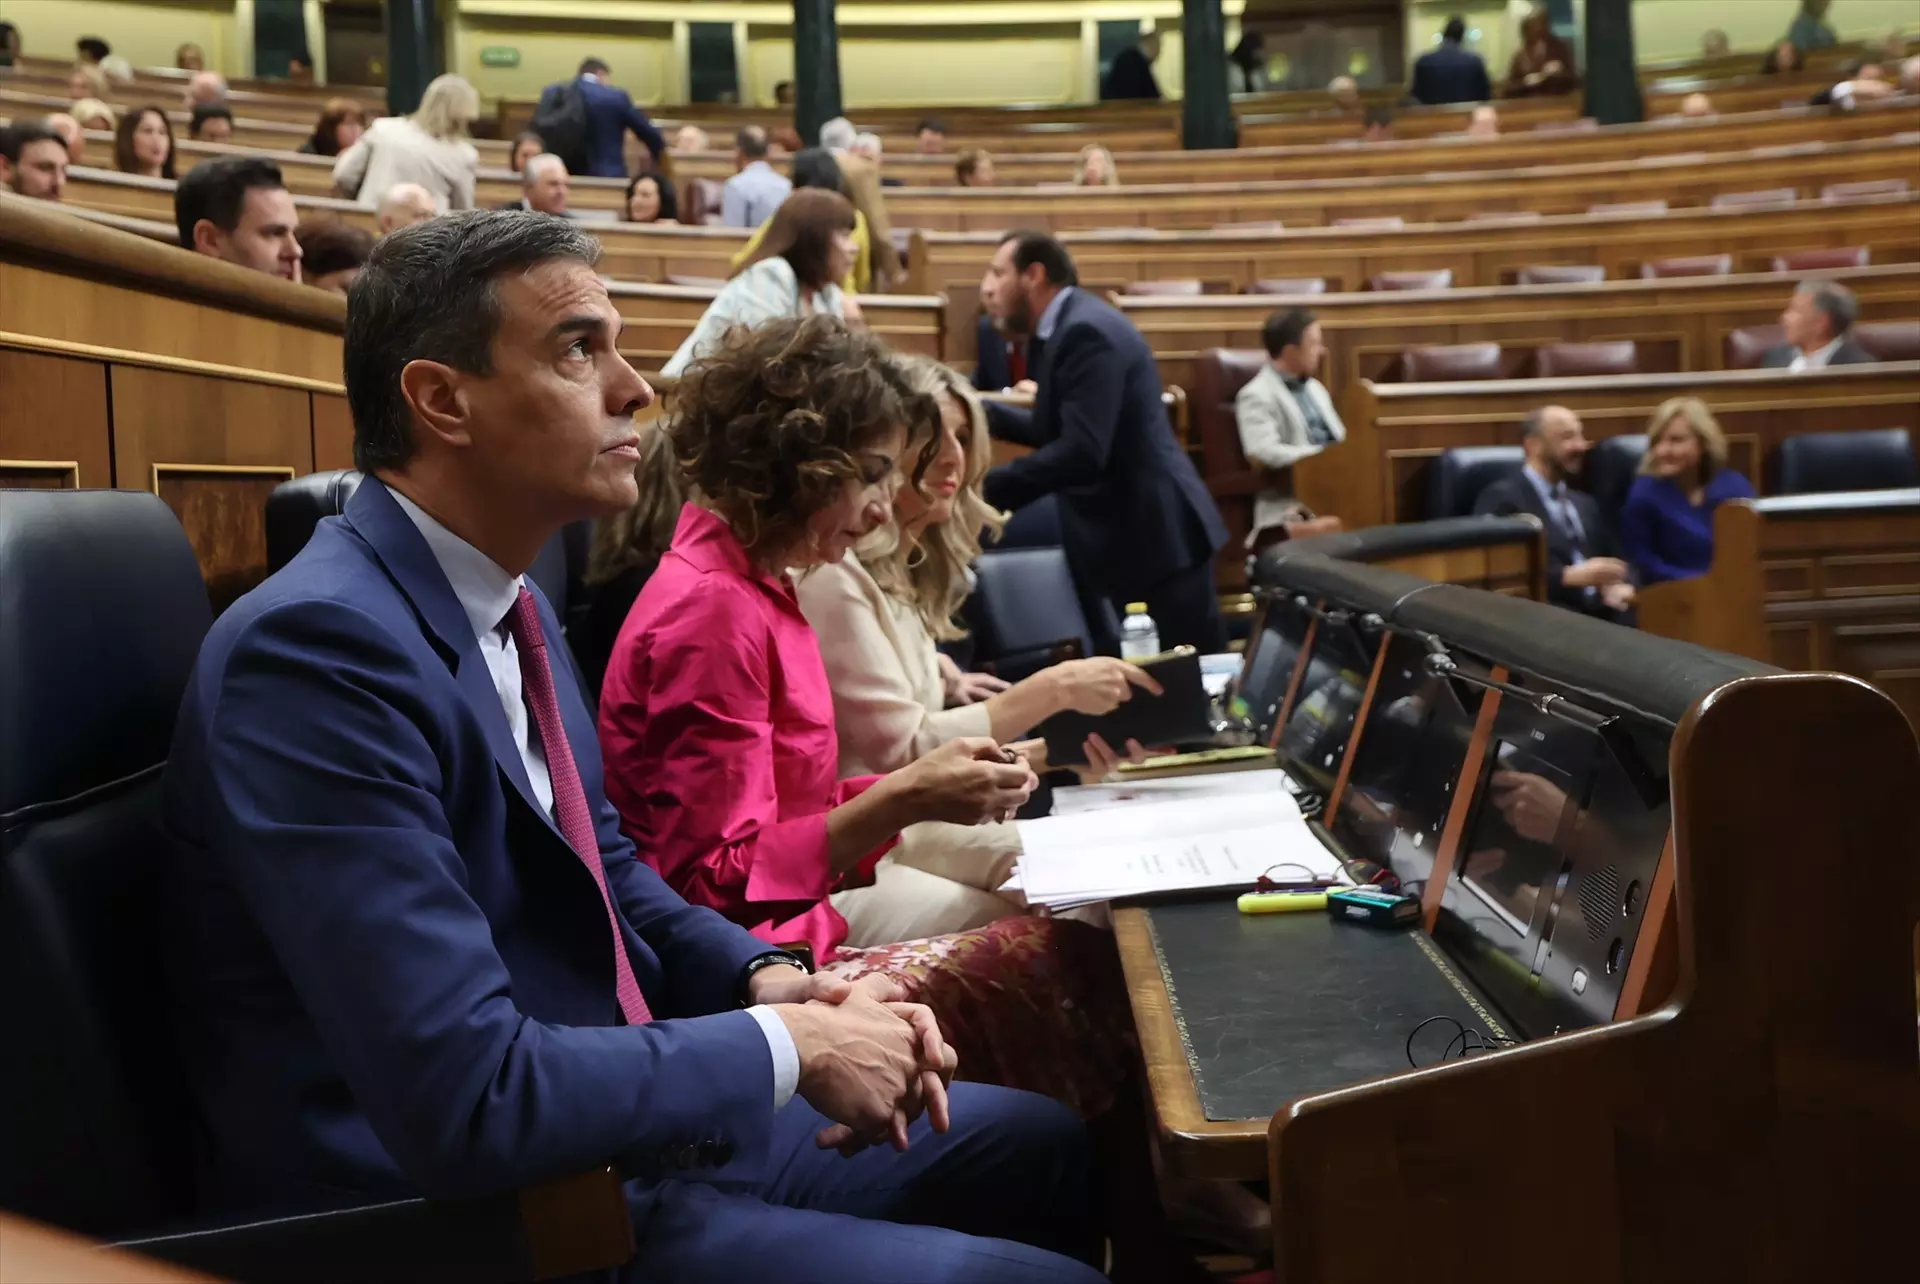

{"left": 1584, "top": 434, "right": 1648, "bottom": 521}
{"left": 0, "top": 489, "right": 213, "bottom": 1236}
{"left": 1775, "top": 429, "right": 1920, "bottom": 496}
{"left": 1428, "top": 446, "right": 1526, "bottom": 519}
{"left": 964, "top": 548, "right": 1093, "bottom": 682}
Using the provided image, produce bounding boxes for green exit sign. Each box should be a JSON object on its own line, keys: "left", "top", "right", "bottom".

{"left": 479, "top": 46, "right": 520, "bottom": 68}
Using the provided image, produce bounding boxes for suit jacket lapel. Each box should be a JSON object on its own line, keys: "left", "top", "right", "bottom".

{"left": 344, "top": 478, "right": 565, "bottom": 840}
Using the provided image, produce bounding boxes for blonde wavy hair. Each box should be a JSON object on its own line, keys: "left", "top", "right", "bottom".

{"left": 1638, "top": 396, "right": 1728, "bottom": 481}
{"left": 856, "top": 358, "right": 1006, "bottom": 641}
{"left": 1073, "top": 143, "right": 1120, "bottom": 188}
{"left": 413, "top": 74, "right": 479, "bottom": 141}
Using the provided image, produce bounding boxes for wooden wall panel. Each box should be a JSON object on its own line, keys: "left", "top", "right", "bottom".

{"left": 0, "top": 348, "right": 111, "bottom": 489}
{"left": 110, "top": 366, "right": 313, "bottom": 610}
{"left": 312, "top": 393, "right": 355, "bottom": 474}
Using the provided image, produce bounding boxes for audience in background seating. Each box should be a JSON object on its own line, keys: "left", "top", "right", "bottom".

{"left": 507, "top": 130, "right": 544, "bottom": 174}
{"left": 1473, "top": 406, "right": 1636, "bottom": 622}
{"left": 1465, "top": 104, "right": 1501, "bottom": 137}
{"left": 1700, "top": 29, "right": 1730, "bottom": 58}
{"left": 979, "top": 232, "right": 1229, "bottom": 653}
{"left": 300, "top": 98, "right": 367, "bottom": 157}
{"left": 1412, "top": 15, "right": 1493, "bottom": 105}
{"left": 333, "top": 73, "right": 479, "bottom": 211}
{"left": 818, "top": 117, "right": 901, "bottom": 291}
{"left": 1679, "top": 92, "right": 1716, "bottom": 119}
{"left": 916, "top": 118, "right": 949, "bottom": 153}
{"left": 503, "top": 153, "right": 570, "bottom": 216}
{"left": 1235, "top": 308, "right": 1348, "bottom": 546}
{"left": 1761, "top": 39, "right": 1806, "bottom": 73}
{"left": 1765, "top": 280, "right": 1873, "bottom": 369}
{"left": 1102, "top": 29, "right": 1163, "bottom": 100}
{"left": 45, "top": 113, "right": 84, "bottom": 165}
{"left": 665, "top": 189, "right": 862, "bottom": 376}
{"left": 1619, "top": 397, "right": 1755, "bottom": 585}
{"left": 1073, "top": 144, "right": 1119, "bottom": 187}
{"left": 624, "top": 171, "right": 677, "bottom": 223}
{"left": 0, "top": 21, "right": 18, "bottom": 68}
{"left": 184, "top": 71, "right": 229, "bottom": 108}
{"left": 175, "top": 42, "right": 205, "bottom": 71}
{"left": 75, "top": 35, "right": 109, "bottom": 64}
{"left": 68, "top": 98, "right": 113, "bottom": 133}
{"left": 294, "top": 218, "right": 374, "bottom": 294}
{"left": 67, "top": 61, "right": 108, "bottom": 102}
{"left": 1227, "top": 31, "right": 1268, "bottom": 93}
{"left": 773, "top": 78, "right": 795, "bottom": 106}
{"left": 1327, "top": 76, "right": 1362, "bottom": 113}
{"left": 670, "top": 124, "right": 710, "bottom": 153}
{"left": 375, "top": 182, "right": 437, "bottom": 235}
{"left": 189, "top": 103, "right": 234, "bottom": 143}
{"left": 114, "top": 105, "right": 176, "bottom": 179}
{"left": 0, "top": 120, "right": 68, "bottom": 201}
{"left": 1362, "top": 107, "right": 1396, "bottom": 142}
{"left": 854, "top": 132, "right": 903, "bottom": 187}
{"left": 538, "top": 56, "right": 664, "bottom": 177}
{"left": 1505, "top": 7, "right": 1578, "bottom": 97}
{"left": 176, "top": 156, "right": 302, "bottom": 283}
{"left": 732, "top": 148, "right": 872, "bottom": 292}
{"left": 956, "top": 148, "right": 997, "bottom": 186}
{"left": 1786, "top": 0, "right": 1838, "bottom": 51}
{"left": 1816, "top": 60, "right": 1898, "bottom": 108}
{"left": 722, "top": 124, "right": 790, "bottom": 228}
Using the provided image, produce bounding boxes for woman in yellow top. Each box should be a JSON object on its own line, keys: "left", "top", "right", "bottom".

{"left": 729, "top": 147, "right": 872, "bottom": 294}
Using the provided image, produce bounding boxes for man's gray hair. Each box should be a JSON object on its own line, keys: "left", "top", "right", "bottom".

{"left": 345, "top": 211, "right": 601, "bottom": 472}
{"left": 522, "top": 152, "right": 566, "bottom": 186}
{"left": 1797, "top": 279, "right": 1858, "bottom": 339}
{"left": 819, "top": 116, "right": 857, "bottom": 152}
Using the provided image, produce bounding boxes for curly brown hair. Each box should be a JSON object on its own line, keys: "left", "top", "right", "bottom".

{"left": 668, "top": 314, "right": 938, "bottom": 562}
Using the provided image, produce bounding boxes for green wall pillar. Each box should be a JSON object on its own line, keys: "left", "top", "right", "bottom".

{"left": 384, "top": 0, "right": 443, "bottom": 116}
{"left": 1181, "top": 0, "right": 1234, "bottom": 150}
{"left": 793, "top": 0, "right": 844, "bottom": 148}
{"left": 1583, "top": 0, "right": 1643, "bottom": 125}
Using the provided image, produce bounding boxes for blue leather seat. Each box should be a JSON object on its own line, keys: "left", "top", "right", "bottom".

{"left": 963, "top": 547, "right": 1094, "bottom": 681}
{"left": 1584, "top": 434, "right": 1648, "bottom": 522}
{"left": 1775, "top": 429, "right": 1920, "bottom": 496}
{"left": 1428, "top": 446, "right": 1526, "bottom": 519}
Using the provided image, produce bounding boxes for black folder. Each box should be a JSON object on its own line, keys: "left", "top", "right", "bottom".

{"left": 1034, "top": 647, "right": 1215, "bottom": 766}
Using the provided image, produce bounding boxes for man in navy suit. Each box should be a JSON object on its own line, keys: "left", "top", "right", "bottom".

{"left": 1411, "top": 17, "right": 1493, "bottom": 105}
{"left": 979, "top": 231, "right": 1229, "bottom": 654}
{"left": 538, "top": 56, "right": 664, "bottom": 178}
{"left": 162, "top": 211, "right": 1105, "bottom": 1284}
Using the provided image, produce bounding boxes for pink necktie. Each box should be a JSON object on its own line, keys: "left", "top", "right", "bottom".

{"left": 505, "top": 588, "right": 652, "bottom": 1025}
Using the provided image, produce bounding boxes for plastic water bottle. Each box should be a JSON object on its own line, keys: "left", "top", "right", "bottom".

{"left": 1119, "top": 602, "right": 1161, "bottom": 659}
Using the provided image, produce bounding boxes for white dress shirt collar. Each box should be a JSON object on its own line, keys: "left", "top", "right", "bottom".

{"left": 1035, "top": 285, "right": 1076, "bottom": 341}
{"left": 1788, "top": 336, "right": 1845, "bottom": 373}
{"left": 388, "top": 488, "right": 524, "bottom": 640}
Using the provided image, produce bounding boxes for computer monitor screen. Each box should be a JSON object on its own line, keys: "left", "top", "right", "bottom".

{"left": 1275, "top": 613, "right": 1377, "bottom": 796}
{"left": 1235, "top": 597, "right": 1313, "bottom": 743}
{"left": 1434, "top": 688, "right": 1671, "bottom": 1040}
{"left": 1327, "top": 631, "right": 1478, "bottom": 889}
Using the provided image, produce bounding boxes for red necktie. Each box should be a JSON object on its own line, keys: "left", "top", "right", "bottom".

{"left": 505, "top": 588, "right": 652, "bottom": 1025}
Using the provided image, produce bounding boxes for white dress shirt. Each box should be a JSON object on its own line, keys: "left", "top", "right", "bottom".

{"left": 1788, "top": 336, "right": 1845, "bottom": 373}
{"left": 391, "top": 490, "right": 798, "bottom": 1105}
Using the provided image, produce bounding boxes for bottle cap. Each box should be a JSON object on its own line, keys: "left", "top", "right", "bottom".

{"left": 1125, "top": 602, "right": 1148, "bottom": 614}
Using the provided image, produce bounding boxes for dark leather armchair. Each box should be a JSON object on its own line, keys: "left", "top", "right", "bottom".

{"left": 1428, "top": 446, "right": 1526, "bottom": 519}
{"left": 0, "top": 490, "right": 632, "bottom": 1283}
{"left": 1768, "top": 247, "right": 1869, "bottom": 272}
{"left": 963, "top": 547, "right": 1093, "bottom": 682}
{"left": 1191, "top": 348, "right": 1271, "bottom": 557}
{"left": 1244, "top": 278, "right": 1327, "bottom": 295}
{"left": 683, "top": 177, "right": 727, "bottom": 226}
{"left": 1724, "top": 324, "right": 1786, "bottom": 369}
{"left": 1775, "top": 429, "right": 1920, "bottom": 496}
{"left": 1369, "top": 269, "right": 1453, "bottom": 291}
{"left": 1401, "top": 342, "right": 1502, "bottom": 382}
{"left": 1514, "top": 264, "right": 1607, "bottom": 285}
{"left": 1584, "top": 433, "right": 1649, "bottom": 521}
{"left": 1856, "top": 320, "right": 1920, "bottom": 362}
{"left": 1640, "top": 254, "right": 1732, "bottom": 279}
{"left": 1534, "top": 340, "right": 1639, "bottom": 378}
{"left": 1122, "top": 279, "right": 1204, "bottom": 297}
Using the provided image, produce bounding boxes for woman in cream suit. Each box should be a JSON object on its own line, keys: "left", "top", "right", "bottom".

{"left": 796, "top": 358, "right": 1156, "bottom": 946}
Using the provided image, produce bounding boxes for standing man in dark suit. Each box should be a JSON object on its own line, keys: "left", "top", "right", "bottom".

{"left": 161, "top": 211, "right": 1107, "bottom": 1284}
{"left": 1411, "top": 17, "right": 1493, "bottom": 105}
{"left": 1473, "top": 405, "right": 1636, "bottom": 623}
{"left": 980, "top": 231, "right": 1229, "bottom": 653}
{"left": 1761, "top": 280, "right": 1876, "bottom": 370}
{"left": 538, "top": 57, "right": 664, "bottom": 178}
{"left": 1101, "top": 30, "right": 1164, "bottom": 100}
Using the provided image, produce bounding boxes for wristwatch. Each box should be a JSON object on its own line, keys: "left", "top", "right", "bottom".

{"left": 738, "top": 949, "right": 812, "bottom": 1005}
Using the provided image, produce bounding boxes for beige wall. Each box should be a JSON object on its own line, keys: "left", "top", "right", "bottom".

{"left": 1618, "top": 0, "right": 1918, "bottom": 63}
{"left": 450, "top": 16, "right": 679, "bottom": 104}
{"left": 0, "top": 0, "right": 242, "bottom": 77}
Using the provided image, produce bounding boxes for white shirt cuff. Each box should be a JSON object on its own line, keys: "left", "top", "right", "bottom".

{"left": 744, "top": 1003, "right": 800, "bottom": 1110}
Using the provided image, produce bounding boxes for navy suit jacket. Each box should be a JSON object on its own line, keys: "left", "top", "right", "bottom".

{"left": 1471, "top": 471, "right": 1629, "bottom": 620}
{"left": 983, "top": 289, "right": 1227, "bottom": 594}
{"left": 1411, "top": 42, "right": 1493, "bottom": 105}
{"left": 163, "top": 477, "right": 775, "bottom": 1217}
{"left": 1759, "top": 336, "right": 1875, "bottom": 369}
{"left": 541, "top": 76, "right": 665, "bottom": 178}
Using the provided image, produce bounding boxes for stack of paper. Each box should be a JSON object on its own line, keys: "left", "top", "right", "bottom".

{"left": 1048, "top": 766, "right": 1296, "bottom": 817}
{"left": 1012, "top": 788, "right": 1348, "bottom": 910}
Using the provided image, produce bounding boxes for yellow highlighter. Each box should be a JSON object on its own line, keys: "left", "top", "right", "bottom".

{"left": 1236, "top": 889, "right": 1330, "bottom": 915}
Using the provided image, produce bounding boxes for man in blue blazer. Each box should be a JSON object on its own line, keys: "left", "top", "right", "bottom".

{"left": 980, "top": 231, "right": 1229, "bottom": 654}
{"left": 537, "top": 57, "right": 664, "bottom": 178}
{"left": 1410, "top": 17, "right": 1493, "bottom": 106}
{"left": 162, "top": 211, "right": 1104, "bottom": 1284}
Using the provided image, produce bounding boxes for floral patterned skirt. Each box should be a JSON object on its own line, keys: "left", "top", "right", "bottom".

{"left": 826, "top": 916, "right": 1136, "bottom": 1119}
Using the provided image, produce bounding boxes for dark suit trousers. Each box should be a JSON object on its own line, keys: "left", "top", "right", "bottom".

{"left": 619, "top": 1084, "right": 1105, "bottom": 1283}
{"left": 1087, "top": 561, "right": 1227, "bottom": 657}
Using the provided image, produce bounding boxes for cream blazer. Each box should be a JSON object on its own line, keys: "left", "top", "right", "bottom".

{"left": 796, "top": 552, "right": 1019, "bottom": 890}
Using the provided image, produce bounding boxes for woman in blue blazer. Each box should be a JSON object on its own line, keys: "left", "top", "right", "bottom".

{"left": 1618, "top": 397, "right": 1756, "bottom": 584}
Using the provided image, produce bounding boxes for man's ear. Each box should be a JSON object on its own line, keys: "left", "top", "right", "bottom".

{"left": 398, "top": 359, "right": 475, "bottom": 451}
{"left": 0, "top": 157, "right": 15, "bottom": 188}
{"left": 191, "top": 218, "right": 223, "bottom": 257}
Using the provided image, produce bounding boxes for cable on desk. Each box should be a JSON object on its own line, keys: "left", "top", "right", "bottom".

{"left": 1404, "top": 1014, "right": 1518, "bottom": 1070}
